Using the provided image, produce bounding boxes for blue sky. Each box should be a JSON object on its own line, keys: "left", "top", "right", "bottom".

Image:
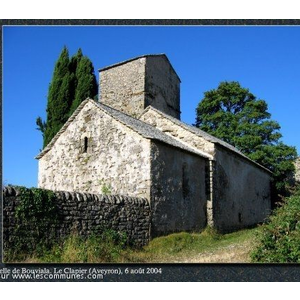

{"left": 3, "top": 26, "right": 300, "bottom": 188}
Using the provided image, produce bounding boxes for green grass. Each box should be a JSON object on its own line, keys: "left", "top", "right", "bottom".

{"left": 126, "top": 227, "right": 258, "bottom": 263}
{"left": 6, "top": 226, "right": 259, "bottom": 263}
{"left": 5, "top": 229, "right": 128, "bottom": 263}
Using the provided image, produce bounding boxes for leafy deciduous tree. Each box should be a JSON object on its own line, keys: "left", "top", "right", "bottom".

{"left": 195, "top": 81, "right": 297, "bottom": 199}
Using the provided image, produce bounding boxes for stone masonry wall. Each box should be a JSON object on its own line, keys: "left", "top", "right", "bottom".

{"left": 140, "top": 107, "right": 272, "bottom": 232}
{"left": 38, "top": 101, "right": 151, "bottom": 198}
{"left": 213, "top": 145, "right": 271, "bottom": 233}
{"left": 3, "top": 186, "right": 151, "bottom": 250}
{"left": 140, "top": 108, "right": 215, "bottom": 157}
{"left": 140, "top": 107, "right": 215, "bottom": 227}
{"left": 99, "top": 55, "right": 181, "bottom": 119}
{"left": 145, "top": 56, "right": 180, "bottom": 119}
{"left": 150, "top": 141, "right": 208, "bottom": 237}
{"left": 100, "top": 58, "right": 146, "bottom": 118}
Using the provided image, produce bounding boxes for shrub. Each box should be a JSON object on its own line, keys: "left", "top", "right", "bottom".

{"left": 251, "top": 187, "right": 300, "bottom": 263}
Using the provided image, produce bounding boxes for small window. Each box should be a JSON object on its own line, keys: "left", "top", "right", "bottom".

{"left": 238, "top": 213, "right": 242, "bottom": 223}
{"left": 182, "top": 163, "right": 190, "bottom": 199}
{"left": 83, "top": 137, "right": 88, "bottom": 153}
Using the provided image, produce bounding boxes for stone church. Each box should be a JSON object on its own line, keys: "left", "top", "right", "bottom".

{"left": 36, "top": 54, "right": 272, "bottom": 236}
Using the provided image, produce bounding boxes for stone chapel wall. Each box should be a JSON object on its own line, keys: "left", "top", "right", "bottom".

{"left": 100, "top": 58, "right": 146, "bottom": 118}
{"left": 99, "top": 55, "right": 181, "bottom": 119}
{"left": 212, "top": 145, "right": 272, "bottom": 232}
{"left": 144, "top": 56, "right": 180, "bottom": 119}
{"left": 38, "top": 101, "right": 151, "bottom": 198}
{"left": 140, "top": 108, "right": 215, "bottom": 157}
{"left": 150, "top": 141, "right": 208, "bottom": 237}
{"left": 140, "top": 107, "right": 272, "bottom": 233}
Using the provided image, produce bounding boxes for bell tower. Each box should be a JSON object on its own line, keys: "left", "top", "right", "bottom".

{"left": 99, "top": 54, "right": 181, "bottom": 119}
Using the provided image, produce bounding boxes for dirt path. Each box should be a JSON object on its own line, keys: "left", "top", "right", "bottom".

{"left": 172, "top": 239, "right": 254, "bottom": 263}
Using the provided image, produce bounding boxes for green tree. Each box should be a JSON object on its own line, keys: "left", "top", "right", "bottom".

{"left": 69, "top": 49, "right": 98, "bottom": 116}
{"left": 195, "top": 81, "right": 297, "bottom": 199}
{"left": 36, "top": 47, "right": 98, "bottom": 148}
{"left": 42, "top": 46, "right": 73, "bottom": 147}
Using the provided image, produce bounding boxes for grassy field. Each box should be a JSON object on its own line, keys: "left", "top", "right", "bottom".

{"left": 8, "top": 226, "right": 259, "bottom": 263}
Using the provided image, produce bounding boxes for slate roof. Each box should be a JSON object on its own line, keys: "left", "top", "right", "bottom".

{"left": 140, "top": 106, "right": 272, "bottom": 174}
{"left": 35, "top": 99, "right": 210, "bottom": 160}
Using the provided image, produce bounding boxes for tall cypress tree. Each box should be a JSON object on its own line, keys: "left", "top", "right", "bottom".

{"left": 37, "top": 46, "right": 72, "bottom": 147}
{"left": 36, "top": 47, "right": 98, "bottom": 148}
{"left": 69, "top": 50, "right": 98, "bottom": 116}
{"left": 68, "top": 48, "right": 83, "bottom": 105}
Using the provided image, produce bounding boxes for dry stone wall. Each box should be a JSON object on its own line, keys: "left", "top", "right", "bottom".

{"left": 38, "top": 101, "right": 151, "bottom": 198}
{"left": 3, "top": 186, "right": 151, "bottom": 250}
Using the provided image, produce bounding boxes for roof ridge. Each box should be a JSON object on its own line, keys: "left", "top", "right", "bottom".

{"left": 140, "top": 106, "right": 272, "bottom": 174}
{"left": 95, "top": 102, "right": 211, "bottom": 159}
{"left": 140, "top": 105, "right": 242, "bottom": 150}
{"left": 36, "top": 99, "right": 211, "bottom": 160}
